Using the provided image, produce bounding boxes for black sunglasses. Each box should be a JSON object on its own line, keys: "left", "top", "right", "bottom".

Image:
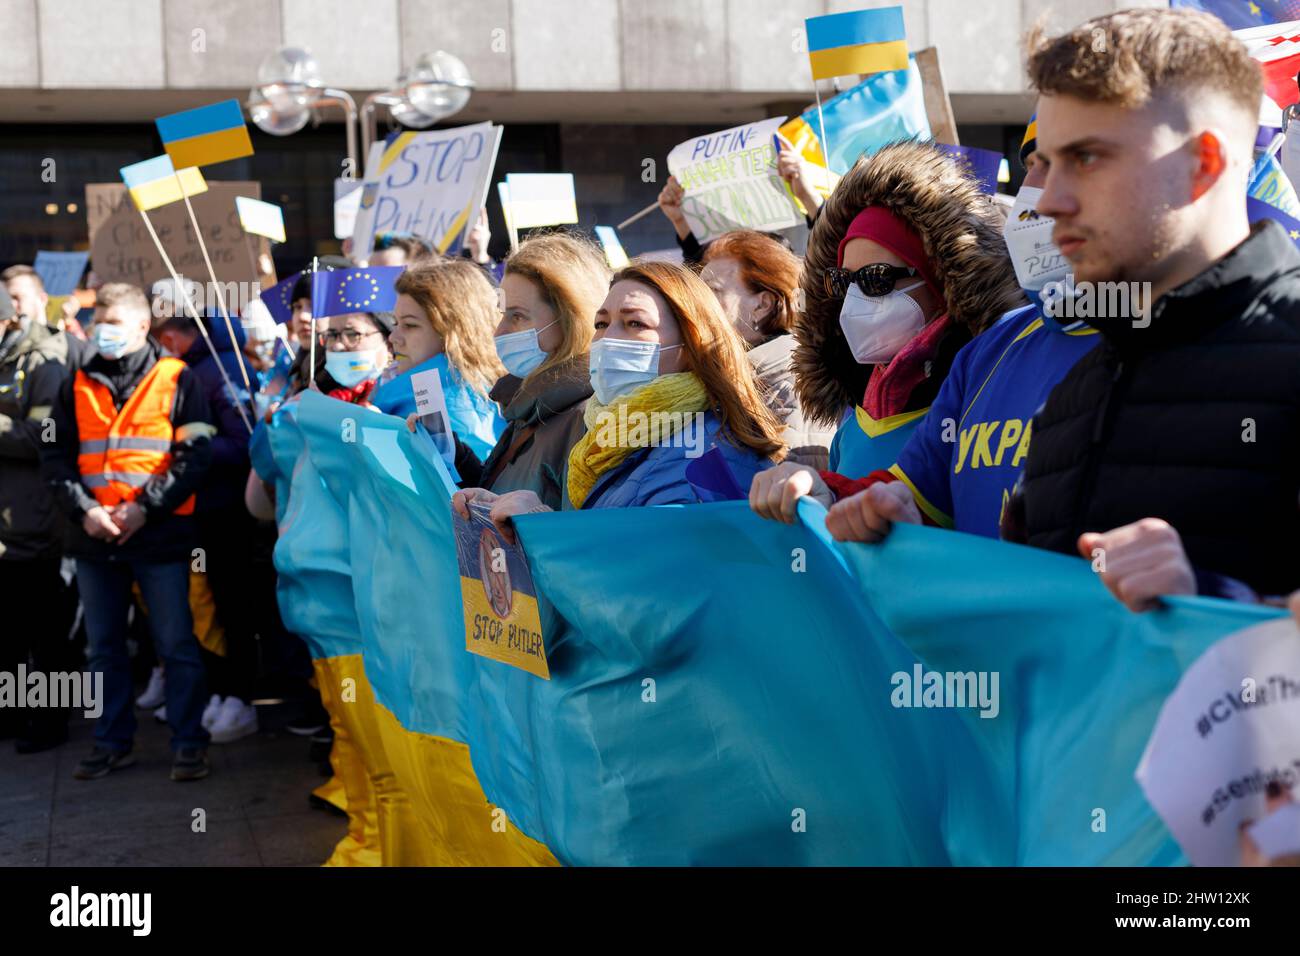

{"left": 823, "top": 263, "right": 918, "bottom": 299}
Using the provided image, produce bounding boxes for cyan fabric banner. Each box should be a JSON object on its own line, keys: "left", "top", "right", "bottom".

{"left": 270, "top": 392, "right": 1284, "bottom": 865}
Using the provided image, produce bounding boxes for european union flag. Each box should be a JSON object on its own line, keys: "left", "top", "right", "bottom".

{"left": 1247, "top": 194, "right": 1300, "bottom": 246}
{"left": 1171, "top": 0, "right": 1300, "bottom": 29}
{"left": 311, "top": 266, "right": 403, "bottom": 319}
{"left": 259, "top": 271, "right": 302, "bottom": 326}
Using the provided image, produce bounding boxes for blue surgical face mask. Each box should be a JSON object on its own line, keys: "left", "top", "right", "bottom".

{"left": 324, "top": 347, "right": 385, "bottom": 388}
{"left": 588, "top": 336, "right": 682, "bottom": 405}
{"left": 495, "top": 319, "right": 557, "bottom": 378}
{"left": 91, "top": 322, "right": 133, "bottom": 360}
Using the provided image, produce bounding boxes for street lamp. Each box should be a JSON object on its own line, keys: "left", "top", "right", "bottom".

{"left": 247, "top": 47, "right": 359, "bottom": 173}
{"left": 360, "top": 51, "right": 475, "bottom": 159}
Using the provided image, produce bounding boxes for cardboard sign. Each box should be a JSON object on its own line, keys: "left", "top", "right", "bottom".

{"left": 354, "top": 122, "right": 500, "bottom": 257}
{"left": 86, "top": 181, "right": 260, "bottom": 290}
{"left": 454, "top": 501, "right": 549, "bottom": 679}
{"left": 1136, "top": 617, "right": 1300, "bottom": 865}
{"left": 667, "top": 117, "right": 803, "bottom": 243}
{"left": 33, "top": 251, "right": 90, "bottom": 297}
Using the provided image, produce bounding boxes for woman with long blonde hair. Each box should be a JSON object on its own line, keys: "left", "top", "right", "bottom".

{"left": 477, "top": 233, "right": 609, "bottom": 508}
{"left": 454, "top": 260, "right": 785, "bottom": 531}
{"left": 374, "top": 258, "right": 506, "bottom": 461}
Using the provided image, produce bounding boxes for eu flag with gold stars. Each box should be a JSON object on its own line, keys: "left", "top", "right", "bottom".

{"left": 311, "top": 266, "right": 403, "bottom": 319}
{"left": 1173, "top": 0, "right": 1300, "bottom": 29}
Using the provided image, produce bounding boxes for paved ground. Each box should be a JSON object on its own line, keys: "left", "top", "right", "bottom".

{"left": 0, "top": 707, "right": 347, "bottom": 867}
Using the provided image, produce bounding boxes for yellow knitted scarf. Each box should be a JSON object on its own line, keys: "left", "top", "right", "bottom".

{"left": 566, "top": 372, "right": 711, "bottom": 508}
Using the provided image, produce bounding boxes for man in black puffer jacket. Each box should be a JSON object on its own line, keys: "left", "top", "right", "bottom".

{"left": 1016, "top": 9, "right": 1300, "bottom": 608}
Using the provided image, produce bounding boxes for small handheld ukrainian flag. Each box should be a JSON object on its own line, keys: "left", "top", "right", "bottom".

{"left": 119, "top": 155, "right": 208, "bottom": 212}
{"left": 155, "top": 99, "right": 254, "bottom": 169}
{"left": 310, "top": 266, "right": 404, "bottom": 319}
{"left": 804, "top": 6, "right": 908, "bottom": 80}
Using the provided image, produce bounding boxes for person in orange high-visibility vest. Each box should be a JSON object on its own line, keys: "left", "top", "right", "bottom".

{"left": 39, "top": 283, "right": 216, "bottom": 783}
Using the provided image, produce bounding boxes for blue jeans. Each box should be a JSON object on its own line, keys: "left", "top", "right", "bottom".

{"left": 76, "top": 557, "right": 209, "bottom": 753}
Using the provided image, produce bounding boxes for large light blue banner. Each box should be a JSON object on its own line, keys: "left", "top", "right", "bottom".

{"left": 269, "top": 392, "right": 1284, "bottom": 865}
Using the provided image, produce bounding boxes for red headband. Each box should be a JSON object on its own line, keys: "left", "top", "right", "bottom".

{"left": 836, "top": 206, "right": 942, "bottom": 301}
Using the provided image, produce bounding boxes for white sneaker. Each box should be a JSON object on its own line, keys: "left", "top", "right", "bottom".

{"left": 152, "top": 704, "right": 167, "bottom": 723}
{"left": 209, "top": 697, "right": 258, "bottom": 744}
{"left": 201, "top": 694, "right": 224, "bottom": 730}
{"left": 136, "top": 667, "right": 165, "bottom": 709}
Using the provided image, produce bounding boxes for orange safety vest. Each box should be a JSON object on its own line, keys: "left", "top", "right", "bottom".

{"left": 73, "top": 357, "right": 195, "bottom": 515}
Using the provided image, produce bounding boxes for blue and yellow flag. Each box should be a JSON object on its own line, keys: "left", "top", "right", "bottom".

{"left": 788, "top": 59, "right": 930, "bottom": 176}
{"left": 119, "top": 155, "right": 207, "bottom": 212}
{"left": 259, "top": 271, "right": 303, "bottom": 326}
{"left": 156, "top": 99, "right": 254, "bottom": 169}
{"left": 267, "top": 391, "right": 1284, "bottom": 866}
{"left": 805, "top": 6, "right": 908, "bottom": 80}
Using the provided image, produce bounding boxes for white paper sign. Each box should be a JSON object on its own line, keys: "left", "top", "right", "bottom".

{"left": 334, "top": 178, "right": 363, "bottom": 241}
{"left": 667, "top": 116, "right": 803, "bottom": 244}
{"left": 354, "top": 122, "right": 499, "bottom": 257}
{"left": 410, "top": 366, "right": 455, "bottom": 468}
{"left": 1136, "top": 617, "right": 1300, "bottom": 866}
{"left": 503, "top": 173, "right": 578, "bottom": 229}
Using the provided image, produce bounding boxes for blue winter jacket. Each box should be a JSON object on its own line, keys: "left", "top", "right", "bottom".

{"left": 371, "top": 352, "right": 505, "bottom": 461}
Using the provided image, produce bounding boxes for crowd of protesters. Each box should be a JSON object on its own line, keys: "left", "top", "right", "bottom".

{"left": 1, "top": 7, "right": 1296, "bottom": 858}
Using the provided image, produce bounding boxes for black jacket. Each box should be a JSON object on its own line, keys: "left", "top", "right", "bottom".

{"left": 1019, "top": 221, "right": 1300, "bottom": 596}
{"left": 0, "top": 322, "right": 70, "bottom": 561}
{"left": 40, "top": 339, "right": 213, "bottom": 562}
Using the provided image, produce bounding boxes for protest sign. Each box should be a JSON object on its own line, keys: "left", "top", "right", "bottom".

{"left": 86, "top": 181, "right": 260, "bottom": 289}
{"left": 1136, "top": 617, "right": 1300, "bottom": 865}
{"left": 454, "top": 502, "right": 549, "bottom": 680}
{"left": 503, "top": 173, "right": 578, "bottom": 229}
{"left": 667, "top": 117, "right": 803, "bottom": 244}
{"left": 353, "top": 122, "right": 499, "bottom": 257}
{"left": 334, "top": 178, "right": 363, "bottom": 241}
{"left": 33, "top": 251, "right": 90, "bottom": 297}
{"left": 410, "top": 365, "right": 457, "bottom": 473}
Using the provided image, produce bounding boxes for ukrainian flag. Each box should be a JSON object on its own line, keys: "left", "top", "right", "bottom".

{"left": 119, "top": 155, "right": 208, "bottom": 212}
{"left": 156, "top": 99, "right": 254, "bottom": 170}
{"left": 805, "top": 6, "right": 908, "bottom": 81}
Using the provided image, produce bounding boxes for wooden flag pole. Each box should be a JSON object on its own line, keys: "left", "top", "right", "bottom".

{"left": 135, "top": 206, "right": 254, "bottom": 434}
{"left": 813, "top": 81, "right": 832, "bottom": 171}
{"left": 176, "top": 178, "right": 255, "bottom": 400}
{"left": 616, "top": 201, "right": 659, "bottom": 231}
{"left": 914, "top": 47, "right": 959, "bottom": 146}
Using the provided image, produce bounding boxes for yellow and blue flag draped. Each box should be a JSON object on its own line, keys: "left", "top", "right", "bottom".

{"left": 119, "top": 155, "right": 207, "bottom": 212}
{"left": 788, "top": 59, "right": 930, "bottom": 176}
{"left": 156, "top": 98, "right": 254, "bottom": 169}
{"left": 272, "top": 391, "right": 1285, "bottom": 866}
{"left": 1248, "top": 151, "right": 1300, "bottom": 218}
{"left": 311, "top": 266, "right": 403, "bottom": 319}
{"left": 805, "top": 6, "right": 908, "bottom": 80}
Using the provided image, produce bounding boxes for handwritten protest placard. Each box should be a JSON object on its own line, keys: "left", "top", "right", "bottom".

{"left": 86, "top": 181, "right": 260, "bottom": 289}
{"left": 353, "top": 122, "right": 500, "bottom": 257}
{"left": 33, "top": 251, "right": 90, "bottom": 297}
{"left": 453, "top": 501, "right": 549, "bottom": 679}
{"left": 1136, "top": 617, "right": 1300, "bottom": 865}
{"left": 667, "top": 117, "right": 803, "bottom": 244}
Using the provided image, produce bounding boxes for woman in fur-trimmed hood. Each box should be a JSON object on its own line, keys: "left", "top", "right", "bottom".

{"left": 792, "top": 140, "right": 1025, "bottom": 477}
